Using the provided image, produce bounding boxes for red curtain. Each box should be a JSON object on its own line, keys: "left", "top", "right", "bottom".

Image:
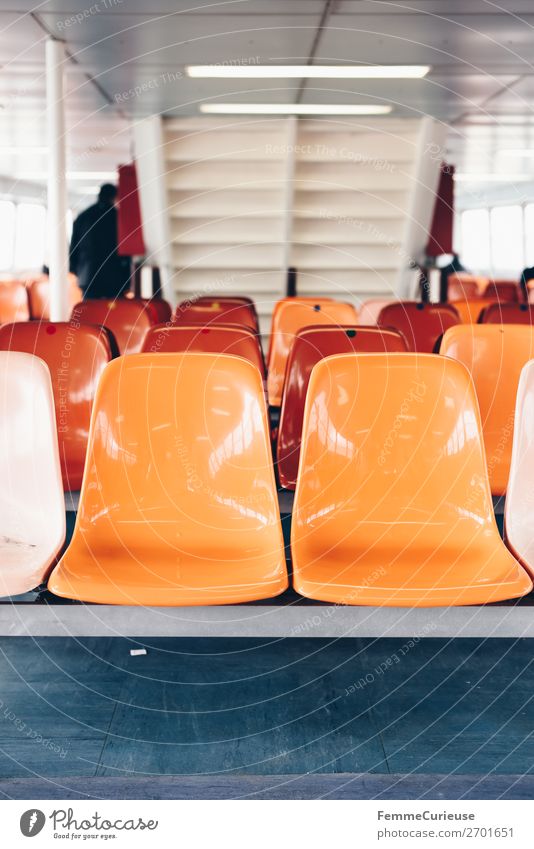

{"left": 117, "top": 163, "right": 145, "bottom": 256}
{"left": 426, "top": 163, "right": 454, "bottom": 257}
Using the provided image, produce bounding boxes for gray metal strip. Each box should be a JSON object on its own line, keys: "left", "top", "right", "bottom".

{"left": 0, "top": 603, "right": 532, "bottom": 638}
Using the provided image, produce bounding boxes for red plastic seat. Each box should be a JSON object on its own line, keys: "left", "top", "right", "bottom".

{"left": 267, "top": 299, "right": 359, "bottom": 406}
{"left": 142, "top": 323, "right": 265, "bottom": 376}
{"left": 483, "top": 281, "right": 519, "bottom": 303}
{"left": 277, "top": 325, "right": 408, "bottom": 489}
{"left": 0, "top": 321, "right": 115, "bottom": 491}
{"left": 0, "top": 279, "right": 29, "bottom": 323}
{"left": 448, "top": 274, "right": 487, "bottom": 301}
{"left": 145, "top": 299, "right": 172, "bottom": 323}
{"left": 71, "top": 298, "right": 156, "bottom": 354}
{"left": 377, "top": 301, "right": 460, "bottom": 352}
{"left": 195, "top": 296, "right": 259, "bottom": 331}
{"left": 480, "top": 303, "right": 534, "bottom": 325}
{"left": 174, "top": 301, "right": 256, "bottom": 332}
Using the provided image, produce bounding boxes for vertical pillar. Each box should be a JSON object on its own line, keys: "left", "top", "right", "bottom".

{"left": 281, "top": 115, "right": 297, "bottom": 290}
{"left": 46, "top": 38, "right": 69, "bottom": 321}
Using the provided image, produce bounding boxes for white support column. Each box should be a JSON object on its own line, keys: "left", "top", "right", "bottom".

{"left": 281, "top": 115, "right": 298, "bottom": 291}
{"left": 133, "top": 115, "right": 176, "bottom": 307}
{"left": 46, "top": 38, "right": 69, "bottom": 321}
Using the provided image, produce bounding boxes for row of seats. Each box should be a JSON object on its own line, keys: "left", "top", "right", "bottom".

{"left": 0, "top": 276, "right": 82, "bottom": 323}
{"left": 447, "top": 274, "right": 521, "bottom": 303}
{"left": 2, "top": 349, "right": 533, "bottom": 606}
{"left": 3, "top": 294, "right": 534, "bottom": 498}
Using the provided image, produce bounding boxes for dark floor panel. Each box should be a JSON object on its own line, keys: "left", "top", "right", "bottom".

{"left": 1, "top": 772, "right": 533, "bottom": 800}
{"left": 0, "top": 739, "right": 103, "bottom": 779}
{"left": 0, "top": 637, "right": 532, "bottom": 780}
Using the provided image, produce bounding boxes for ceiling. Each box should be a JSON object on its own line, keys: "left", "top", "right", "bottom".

{"left": 2, "top": 0, "right": 534, "bottom": 205}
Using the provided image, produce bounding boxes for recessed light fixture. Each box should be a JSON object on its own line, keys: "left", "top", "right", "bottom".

{"left": 200, "top": 103, "right": 392, "bottom": 115}
{"left": 187, "top": 64, "right": 430, "bottom": 79}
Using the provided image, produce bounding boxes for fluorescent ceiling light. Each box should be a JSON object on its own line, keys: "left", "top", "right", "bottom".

{"left": 187, "top": 64, "right": 430, "bottom": 79}
{"left": 200, "top": 103, "right": 392, "bottom": 115}
{"left": 455, "top": 172, "right": 531, "bottom": 182}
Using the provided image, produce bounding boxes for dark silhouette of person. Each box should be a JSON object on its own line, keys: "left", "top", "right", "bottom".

{"left": 69, "top": 183, "right": 131, "bottom": 299}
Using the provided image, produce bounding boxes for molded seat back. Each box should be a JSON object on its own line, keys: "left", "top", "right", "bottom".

{"left": 451, "top": 298, "right": 496, "bottom": 324}
{"left": 277, "top": 325, "right": 408, "bottom": 489}
{"left": 195, "top": 296, "right": 259, "bottom": 331}
{"left": 174, "top": 301, "right": 256, "bottom": 332}
{"left": 291, "top": 353, "right": 531, "bottom": 606}
{"left": 358, "top": 298, "right": 395, "bottom": 325}
{"left": 27, "top": 275, "right": 82, "bottom": 320}
{"left": 0, "top": 321, "right": 114, "bottom": 491}
{"left": 448, "top": 274, "right": 487, "bottom": 301}
{"left": 267, "top": 299, "right": 359, "bottom": 406}
{"left": 377, "top": 301, "right": 460, "bottom": 352}
{"left": 0, "top": 352, "right": 65, "bottom": 596}
{"left": 71, "top": 299, "right": 155, "bottom": 354}
{"left": 440, "top": 324, "right": 534, "bottom": 495}
{"left": 142, "top": 323, "right": 265, "bottom": 375}
{"left": 480, "top": 303, "right": 534, "bottom": 325}
{"left": 0, "top": 280, "right": 29, "bottom": 323}
{"left": 48, "top": 353, "right": 288, "bottom": 605}
{"left": 505, "top": 360, "right": 534, "bottom": 577}
{"left": 483, "top": 281, "right": 519, "bottom": 303}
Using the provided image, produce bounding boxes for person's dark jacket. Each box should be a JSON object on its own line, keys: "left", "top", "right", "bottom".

{"left": 69, "top": 201, "right": 130, "bottom": 298}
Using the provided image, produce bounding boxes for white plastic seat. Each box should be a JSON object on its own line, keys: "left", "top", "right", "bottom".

{"left": 0, "top": 352, "right": 65, "bottom": 596}
{"left": 505, "top": 359, "right": 534, "bottom": 577}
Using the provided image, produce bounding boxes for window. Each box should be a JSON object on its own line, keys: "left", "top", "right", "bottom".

{"left": 490, "top": 205, "right": 524, "bottom": 273}
{"left": 14, "top": 203, "right": 47, "bottom": 270}
{"left": 0, "top": 201, "right": 16, "bottom": 270}
{"left": 524, "top": 204, "right": 534, "bottom": 267}
{"left": 460, "top": 209, "right": 491, "bottom": 271}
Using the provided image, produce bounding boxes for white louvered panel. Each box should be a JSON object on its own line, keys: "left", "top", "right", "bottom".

{"left": 168, "top": 189, "right": 285, "bottom": 218}
{"left": 172, "top": 243, "right": 284, "bottom": 270}
{"left": 172, "top": 217, "right": 284, "bottom": 244}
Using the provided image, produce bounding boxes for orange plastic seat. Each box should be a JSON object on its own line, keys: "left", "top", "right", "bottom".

{"left": 277, "top": 326, "right": 408, "bottom": 489}
{"left": 483, "top": 280, "right": 519, "bottom": 303}
{"left": 27, "top": 275, "right": 82, "bottom": 320}
{"left": 0, "top": 279, "right": 29, "bottom": 323}
{"left": 377, "top": 301, "right": 459, "bottom": 352}
{"left": 266, "top": 297, "right": 334, "bottom": 365}
{"left": 267, "top": 299, "right": 359, "bottom": 406}
{"left": 71, "top": 298, "right": 156, "bottom": 354}
{"left": 48, "top": 353, "right": 288, "bottom": 605}
{"left": 142, "top": 323, "right": 265, "bottom": 375}
{"left": 174, "top": 301, "right": 256, "bottom": 332}
{"left": 505, "top": 360, "right": 534, "bottom": 578}
{"left": 480, "top": 302, "right": 534, "bottom": 325}
{"left": 448, "top": 273, "right": 487, "bottom": 301}
{"left": 0, "top": 352, "right": 65, "bottom": 597}
{"left": 0, "top": 321, "right": 115, "bottom": 491}
{"left": 440, "top": 324, "right": 534, "bottom": 495}
{"left": 358, "top": 298, "right": 395, "bottom": 326}
{"left": 291, "top": 353, "right": 532, "bottom": 606}
{"left": 452, "top": 298, "right": 496, "bottom": 324}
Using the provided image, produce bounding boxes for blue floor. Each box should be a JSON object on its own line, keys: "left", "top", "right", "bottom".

{"left": 0, "top": 636, "right": 533, "bottom": 781}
